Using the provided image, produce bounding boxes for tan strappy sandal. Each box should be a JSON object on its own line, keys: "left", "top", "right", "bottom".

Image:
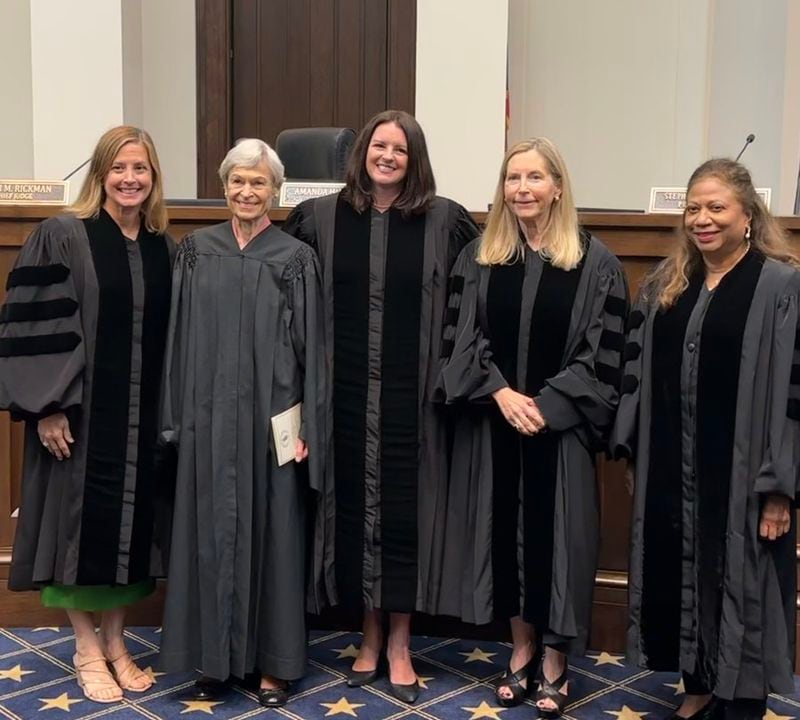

{"left": 73, "top": 654, "right": 123, "bottom": 703}
{"left": 107, "top": 651, "right": 153, "bottom": 692}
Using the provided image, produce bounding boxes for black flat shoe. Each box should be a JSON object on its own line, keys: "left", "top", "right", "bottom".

{"left": 258, "top": 684, "right": 289, "bottom": 708}
{"left": 191, "top": 676, "right": 228, "bottom": 700}
{"left": 389, "top": 679, "right": 419, "bottom": 704}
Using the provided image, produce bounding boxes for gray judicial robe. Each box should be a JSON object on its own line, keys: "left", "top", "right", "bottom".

{"left": 612, "top": 252, "right": 799, "bottom": 700}
{"left": 0, "top": 212, "right": 173, "bottom": 589}
{"left": 436, "top": 234, "right": 628, "bottom": 654}
{"left": 283, "top": 193, "right": 480, "bottom": 614}
{"left": 157, "top": 221, "right": 325, "bottom": 681}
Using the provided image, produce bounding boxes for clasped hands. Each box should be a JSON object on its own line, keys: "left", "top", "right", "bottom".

{"left": 492, "top": 387, "right": 546, "bottom": 435}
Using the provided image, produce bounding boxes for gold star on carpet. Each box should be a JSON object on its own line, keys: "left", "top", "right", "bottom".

{"left": 31, "top": 627, "right": 60, "bottom": 633}
{"left": 38, "top": 692, "right": 83, "bottom": 711}
{"left": 462, "top": 700, "right": 506, "bottom": 719}
{"left": 664, "top": 678, "right": 685, "bottom": 695}
{"left": 587, "top": 651, "right": 625, "bottom": 666}
{"left": 417, "top": 675, "right": 434, "bottom": 689}
{"left": 459, "top": 647, "right": 497, "bottom": 664}
{"left": 179, "top": 700, "right": 224, "bottom": 715}
{"left": 605, "top": 705, "right": 650, "bottom": 720}
{"left": 143, "top": 666, "right": 165, "bottom": 683}
{"left": 0, "top": 664, "right": 35, "bottom": 682}
{"left": 331, "top": 643, "right": 361, "bottom": 659}
{"left": 320, "top": 696, "right": 366, "bottom": 717}
{"left": 765, "top": 711, "right": 795, "bottom": 720}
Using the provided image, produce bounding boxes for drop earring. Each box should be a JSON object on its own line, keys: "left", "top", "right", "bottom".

{"left": 745, "top": 226, "right": 751, "bottom": 239}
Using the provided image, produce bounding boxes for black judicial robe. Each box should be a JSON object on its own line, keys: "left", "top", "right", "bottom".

{"left": 612, "top": 250, "right": 799, "bottom": 699}
{"left": 157, "top": 222, "right": 325, "bottom": 682}
{"left": 436, "top": 234, "right": 628, "bottom": 654}
{"left": 0, "top": 211, "right": 173, "bottom": 589}
{"left": 283, "top": 193, "right": 480, "bottom": 614}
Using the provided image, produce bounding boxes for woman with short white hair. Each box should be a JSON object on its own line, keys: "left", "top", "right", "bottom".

{"left": 158, "top": 138, "right": 325, "bottom": 710}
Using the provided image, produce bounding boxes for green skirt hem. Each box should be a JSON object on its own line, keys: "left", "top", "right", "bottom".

{"left": 41, "top": 579, "right": 155, "bottom": 611}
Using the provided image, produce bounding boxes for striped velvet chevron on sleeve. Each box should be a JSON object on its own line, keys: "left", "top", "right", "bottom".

{"left": 0, "top": 221, "right": 85, "bottom": 419}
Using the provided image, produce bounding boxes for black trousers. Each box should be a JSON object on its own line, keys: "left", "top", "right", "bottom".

{"left": 682, "top": 672, "right": 767, "bottom": 720}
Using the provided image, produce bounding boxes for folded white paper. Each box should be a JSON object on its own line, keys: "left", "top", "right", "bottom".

{"left": 271, "top": 402, "right": 302, "bottom": 466}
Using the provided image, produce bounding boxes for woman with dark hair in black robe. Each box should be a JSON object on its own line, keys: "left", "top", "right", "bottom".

{"left": 284, "top": 109, "right": 480, "bottom": 704}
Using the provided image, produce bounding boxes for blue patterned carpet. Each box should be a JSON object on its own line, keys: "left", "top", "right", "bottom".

{"left": 0, "top": 627, "right": 796, "bottom": 719}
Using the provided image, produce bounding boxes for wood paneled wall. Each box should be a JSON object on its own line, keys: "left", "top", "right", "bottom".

{"left": 196, "top": 0, "right": 417, "bottom": 198}
{"left": 2, "top": 208, "right": 799, "bottom": 658}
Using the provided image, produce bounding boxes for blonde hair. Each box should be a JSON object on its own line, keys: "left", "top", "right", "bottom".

{"left": 477, "top": 138, "right": 582, "bottom": 270}
{"left": 70, "top": 125, "right": 169, "bottom": 234}
{"left": 646, "top": 158, "right": 799, "bottom": 308}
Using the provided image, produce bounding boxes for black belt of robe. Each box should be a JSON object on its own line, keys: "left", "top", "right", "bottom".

{"left": 332, "top": 199, "right": 425, "bottom": 610}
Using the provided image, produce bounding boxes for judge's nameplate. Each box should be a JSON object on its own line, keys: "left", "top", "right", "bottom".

{"left": 279, "top": 181, "right": 344, "bottom": 208}
{"left": 649, "top": 186, "right": 771, "bottom": 213}
{"left": 0, "top": 179, "right": 68, "bottom": 205}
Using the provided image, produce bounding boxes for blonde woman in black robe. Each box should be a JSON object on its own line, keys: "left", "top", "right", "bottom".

{"left": 437, "top": 138, "right": 628, "bottom": 717}
{"left": 613, "top": 158, "right": 798, "bottom": 720}
{"left": 0, "top": 126, "right": 173, "bottom": 703}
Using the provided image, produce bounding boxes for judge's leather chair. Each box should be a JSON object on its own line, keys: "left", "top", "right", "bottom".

{"left": 275, "top": 127, "right": 356, "bottom": 181}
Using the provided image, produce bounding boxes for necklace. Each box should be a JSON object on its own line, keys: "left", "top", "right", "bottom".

{"left": 704, "top": 241, "right": 750, "bottom": 289}
{"left": 372, "top": 193, "right": 399, "bottom": 211}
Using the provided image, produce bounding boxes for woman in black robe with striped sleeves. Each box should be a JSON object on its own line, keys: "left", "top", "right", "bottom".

{"left": 283, "top": 110, "right": 480, "bottom": 704}
{"left": 0, "top": 126, "right": 173, "bottom": 703}
{"left": 437, "top": 138, "right": 628, "bottom": 717}
{"left": 613, "top": 158, "right": 798, "bottom": 720}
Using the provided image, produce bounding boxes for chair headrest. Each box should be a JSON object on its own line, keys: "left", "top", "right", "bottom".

{"left": 275, "top": 127, "right": 357, "bottom": 181}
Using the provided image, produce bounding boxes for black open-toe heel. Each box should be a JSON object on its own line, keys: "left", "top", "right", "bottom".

{"left": 495, "top": 648, "right": 542, "bottom": 708}
{"left": 535, "top": 664, "right": 569, "bottom": 719}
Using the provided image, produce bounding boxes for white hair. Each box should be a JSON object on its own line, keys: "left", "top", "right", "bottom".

{"left": 218, "top": 138, "right": 285, "bottom": 188}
